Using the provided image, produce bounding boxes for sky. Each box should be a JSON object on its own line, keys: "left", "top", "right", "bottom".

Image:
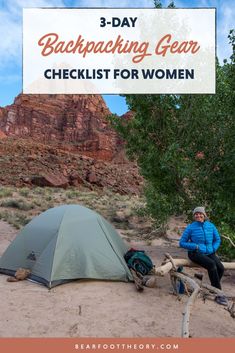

{"left": 0, "top": 0, "right": 234, "bottom": 115}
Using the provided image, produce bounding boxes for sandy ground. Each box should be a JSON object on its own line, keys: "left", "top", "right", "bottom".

{"left": 0, "top": 220, "right": 234, "bottom": 338}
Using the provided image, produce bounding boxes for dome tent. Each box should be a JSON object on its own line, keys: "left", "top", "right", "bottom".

{"left": 0, "top": 205, "right": 132, "bottom": 288}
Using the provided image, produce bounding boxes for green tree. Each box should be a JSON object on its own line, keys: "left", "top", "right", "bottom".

{"left": 110, "top": 30, "right": 235, "bottom": 259}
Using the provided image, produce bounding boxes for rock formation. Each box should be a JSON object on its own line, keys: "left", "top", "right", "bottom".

{"left": 0, "top": 137, "right": 142, "bottom": 194}
{"left": 0, "top": 94, "right": 143, "bottom": 193}
{"left": 0, "top": 94, "right": 123, "bottom": 161}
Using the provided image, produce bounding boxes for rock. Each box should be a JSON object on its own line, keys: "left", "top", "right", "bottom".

{"left": 0, "top": 94, "right": 144, "bottom": 194}
{"left": 0, "top": 138, "right": 143, "bottom": 194}
{"left": 0, "top": 94, "right": 123, "bottom": 161}
{"left": 112, "top": 211, "right": 128, "bottom": 223}
{"left": 31, "top": 172, "right": 69, "bottom": 188}
{"left": 86, "top": 171, "right": 98, "bottom": 184}
{"left": 0, "top": 129, "right": 6, "bottom": 139}
{"left": 69, "top": 173, "right": 85, "bottom": 186}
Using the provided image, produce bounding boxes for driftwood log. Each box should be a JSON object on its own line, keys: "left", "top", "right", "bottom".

{"left": 174, "top": 272, "right": 200, "bottom": 338}
{"left": 154, "top": 258, "right": 235, "bottom": 276}
{"left": 145, "top": 254, "right": 235, "bottom": 338}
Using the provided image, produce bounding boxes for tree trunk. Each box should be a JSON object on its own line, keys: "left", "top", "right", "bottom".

{"left": 155, "top": 259, "right": 235, "bottom": 276}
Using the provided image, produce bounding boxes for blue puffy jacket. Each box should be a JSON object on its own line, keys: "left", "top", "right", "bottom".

{"left": 179, "top": 220, "right": 221, "bottom": 255}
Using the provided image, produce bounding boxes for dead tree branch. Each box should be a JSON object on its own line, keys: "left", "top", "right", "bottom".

{"left": 149, "top": 256, "right": 235, "bottom": 337}
{"left": 154, "top": 258, "right": 235, "bottom": 276}
{"left": 221, "top": 234, "right": 235, "bottom": 248}
{"left": 173, "top": 272, "right": 200, "bottom": 338}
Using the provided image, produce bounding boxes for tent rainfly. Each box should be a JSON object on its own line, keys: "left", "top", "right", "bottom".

{"left": 0, "top": 204, "right": 132, "bottom": 288}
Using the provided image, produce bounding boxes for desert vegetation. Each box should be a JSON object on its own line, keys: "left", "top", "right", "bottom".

{"left": 0, "top": 186, "right": 156, "bottom": 242}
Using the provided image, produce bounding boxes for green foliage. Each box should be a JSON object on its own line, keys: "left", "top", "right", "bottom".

{"left": 66, "top": 190, "right": 81, "bottom": 199}
{"left": 18, "top": 187, "right": 30, "bottom": 197}
{"left": 45, "top": 195, "right": 52, "bottom": 201}
{"left": 218, "top": 223, "right": 235, "bottom": 261}
{"left": 0, "top": 187, "right": 13, "bottom": 198}
{"left": 0, "top": 199, "right": 34, "bottom": 211}
{"left": 153, "top": 0, "right": 162, "bottom": 8}
{"left": 109, "top": 32, "right": 235, "bottom": 259}
{"left": 153, "top": 0, "right": 175, "bottom": 8}
{"left": 0, "top": 210, "right": 31, "bottom": 229}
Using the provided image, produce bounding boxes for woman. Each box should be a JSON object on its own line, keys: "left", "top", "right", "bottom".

{"left": 179, "top": 207, "right": 227, "bottom": 306}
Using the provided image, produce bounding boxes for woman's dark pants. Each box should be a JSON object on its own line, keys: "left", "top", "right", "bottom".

{"left": 188, "top": 251, "right": 224, "bottom": 289}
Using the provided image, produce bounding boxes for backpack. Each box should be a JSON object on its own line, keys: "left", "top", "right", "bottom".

{"left": 124, "top": 248, "right": 154, "bottom": 276}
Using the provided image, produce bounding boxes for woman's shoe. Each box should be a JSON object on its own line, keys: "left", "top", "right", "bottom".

{"left": 215, "top": 295, "right": 228, "bottom": 306}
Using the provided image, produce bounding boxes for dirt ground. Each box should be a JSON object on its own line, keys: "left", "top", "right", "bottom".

{"left": 0, "top": 220, "right": 234, "bottom": 338}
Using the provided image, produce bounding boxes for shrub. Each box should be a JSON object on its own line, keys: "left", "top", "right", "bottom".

{"left": 0, "top": 199, "right": 34, "bottom": 211}
{"left": 18, "top": 188, "right": 30, "bottom": 197}
{"left": 65, "top": 190, "right": 80, "bottom": 199}
{"left": 218, "top": 223, "right": 235, "bottom": 261}
{"left": 0, "top": 187, "right": 13, "bottom": 198}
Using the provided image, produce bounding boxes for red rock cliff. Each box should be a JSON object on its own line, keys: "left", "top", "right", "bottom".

{"left": 0, "top": 94, "right": 123, "bottom": 161}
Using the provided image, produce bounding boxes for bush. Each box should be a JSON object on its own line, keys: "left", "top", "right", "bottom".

{"left": 65, "top": 190, "right": 81, "bottom": 199}
{"left": 18, "top": 188, "right": 30, "bottom": 197}
{"left": 0, "top": 187, "right": 13, "bottom": 198}
{"left": 218, "top": 223, "right": 235, "bottom": 261}
{"left": 0, "top": 210, "right": 31, "bottom": 228}
{"left": 0, "top": 199, "right": 34, "bottom": 211}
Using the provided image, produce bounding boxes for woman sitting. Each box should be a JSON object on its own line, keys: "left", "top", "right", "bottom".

{"left": 179, "top": 207, "right": 227, "bottom": 306}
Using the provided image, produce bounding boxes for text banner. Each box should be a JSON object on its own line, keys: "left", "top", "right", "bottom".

{"left": 23, "top": 8, "right": 215, "bottom": 94}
